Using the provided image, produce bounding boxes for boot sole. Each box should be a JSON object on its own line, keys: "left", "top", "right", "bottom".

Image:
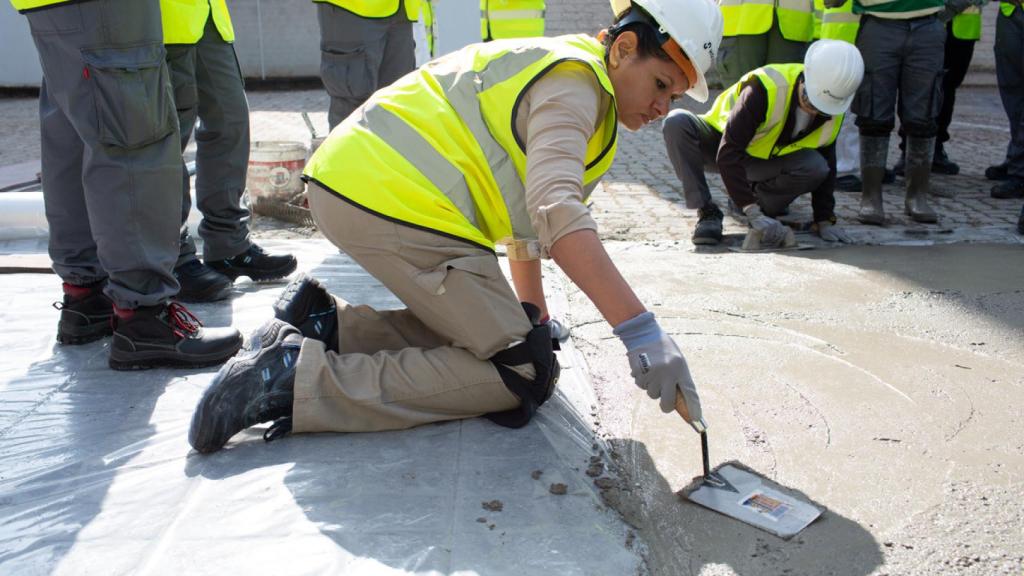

{"left": 691, "top": 237, "right": 722, "bottom": 246}
{"left": 108, "top": 341, "right": 243, "bottom": 371}
{"left": 857, "top": 214, "right": 886, "bottom": 226}
{"left": 273, "top": 274, "right": 335, "bottom": 342}
{"left": 906, "top": 211, "right": 939, "bottom": 224}
{"left": 214, "top": 258, "right": 298, "bottom": 282}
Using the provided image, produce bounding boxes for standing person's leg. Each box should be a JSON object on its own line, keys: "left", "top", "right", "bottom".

{"left": 853, "top": 16, "right": 903, "bottom": 225}
{"left": 27, "top": 0, "right": 242, "bottom": 369}
{"left": 717, "top": 32, "right": 770, "bottom": 87}
{"left": 39, "top": 76, "right": 114, "bottom": 344}
{"left": 192, "top": 18, "right": 297, "bottom": 282}
{"left": 991, "top": 10, "right": 1024, "bottom": 198}
{"left": 745, "top": 149, "right": 830, "bottom": 215}
{"left": 933, "top": 23, "right": 974, "bottom": 175}
{"left": 897, "top": 15, "right": 945, "bottom": 221}
{"left": 378, "top": 6, "right": 417, "bottom": 89}
{"left": 834, "top": 111, "right": 862, "bottom": 191}
{"left": 662, "top": 109, "right": 725, "bottom": 244}
{"left": 318, "top": 4, "right": 391, "bottom": 130}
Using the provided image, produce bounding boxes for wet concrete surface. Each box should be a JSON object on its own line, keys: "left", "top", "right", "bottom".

{"left": 561, "top": 242, "right": 1023, "bottom": 575}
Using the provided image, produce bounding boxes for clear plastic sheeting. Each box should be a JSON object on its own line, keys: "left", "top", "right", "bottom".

{"left": 0, "top": 239, "right": 642, "bottom": 575}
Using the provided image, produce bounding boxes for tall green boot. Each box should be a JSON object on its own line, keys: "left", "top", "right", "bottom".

{"left": 905, "top": 137, "right": 939, "bottom": 223}
{"left": 857, "top": 135, "right": 888, "bottom": 226}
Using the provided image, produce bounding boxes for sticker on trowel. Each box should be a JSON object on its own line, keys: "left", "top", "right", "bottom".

{"left": 686, "top": 463, "right": 823, "bottom": 539}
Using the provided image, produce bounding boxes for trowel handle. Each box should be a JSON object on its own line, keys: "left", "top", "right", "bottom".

{"left": 675, "top": 392, "right": 707, "bottom": 434}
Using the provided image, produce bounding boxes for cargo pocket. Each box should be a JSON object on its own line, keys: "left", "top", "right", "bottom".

{"left": 81, "top": 43, "right": 176, "bottom": 149}
{"left": 320, "top": 46, "right": 375, "bottom": 101}
{"left": 851, "top": 71, "right": 872, "bottom": 120}
{"left": 412, "top": 254, "right": 497, "bottom": 296}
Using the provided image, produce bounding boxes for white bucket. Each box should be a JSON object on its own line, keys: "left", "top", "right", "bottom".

{"left": 246, "top": 141, "right": 307, "bottom": 204}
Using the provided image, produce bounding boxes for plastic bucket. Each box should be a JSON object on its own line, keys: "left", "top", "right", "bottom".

{"left": 246, "top": 141, "right": 307, "bottom": 204}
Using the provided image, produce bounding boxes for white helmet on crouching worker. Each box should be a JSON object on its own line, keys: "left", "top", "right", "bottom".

{"left": 803, "top": 39, "right": 864, "bottom": 117}
{"left": 608, "top": 0, "right": 724, "bottom": 103}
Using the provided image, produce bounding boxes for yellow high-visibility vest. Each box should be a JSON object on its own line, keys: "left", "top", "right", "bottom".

{"left": 720, "top": 0, "right": 815, "bottom": 41}
{"left": 702, "top": 63, "right": 842, "bottom": 159}
{"left": 1000, "top": 1, "right": 1017, "bottom": 16}
{"left": 161, "top": 0, "right": 235, "bottom": 44}
{"left": 952, "top": 6, "right": 982, "bottom": 40}
{"left": 820, "top": 0, "right": 859, "bottom": 44}
{"left": 316, "top": 0, "right": 421, "bottom": 20}
{"left": 481, "top": 0, "right": 545, "bottom": 40}
{"left": 9, "top": 0, "right": 71, "bottom": 11}
{"left": 812, "top": 0, "right": 824, "bottom": 38}
{"left": 305, "top": 35, "right": 618, "bottom": 250}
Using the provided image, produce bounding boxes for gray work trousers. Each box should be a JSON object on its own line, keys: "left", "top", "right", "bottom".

{"left": 166, "top": 17, "right": 252, "bottom": 264}
{"left": 853, "top": 14, "right": 946, "bottom": 137}
{"left": 662, "top": 110, "right": 829, "bottom": 215}
{"left": 317, "top": 2, "right": 417, "bottom": 129}
{"left": 995, "top": 8, "right": 1024, "bottom": 178}
{"left": 716, "top": 17, "right": 808, "bottom": 87}
{"left": 27, "top": 0, "right": 181, "bottom": 309}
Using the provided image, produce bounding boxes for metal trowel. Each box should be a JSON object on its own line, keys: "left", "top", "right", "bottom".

{"left": 674, "top": 394, "right": 823, "bottom": 539}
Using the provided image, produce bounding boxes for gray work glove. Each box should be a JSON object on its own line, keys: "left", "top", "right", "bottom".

{"left": 613, "top": 312, "right": 705, "bottom": 432}
{"left": 817, "top": 221, "right": 853, "bottom": 243}
{"left": 744, "top": 205, "right": 790, "bottom": 248}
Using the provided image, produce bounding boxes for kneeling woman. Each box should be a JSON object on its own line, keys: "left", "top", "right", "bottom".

{"left": 189, "top": 0, "right": 723, "bottom": 453}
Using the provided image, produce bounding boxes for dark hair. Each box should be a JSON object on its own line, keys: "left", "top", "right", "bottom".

{"left": 602, "top": 8, "right": 672, "bottom": 63}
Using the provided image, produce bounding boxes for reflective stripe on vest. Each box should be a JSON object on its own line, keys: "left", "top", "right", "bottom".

{"left": 821, "top": 0, "right": 860, "bottom": 43}
{"left": 776, "top": 0, "right": 815, "bottom": 41}
{"left": 317, "top": 0, "right": 420, "bottom": 20}
{"left": 952, "top": 6, "right": 982, "bottom": 40}
{"left": 10, "top": 0, "right": 72, "bottom": 11}
{"left": 720, "top": 0, "right": 775, "bottom": 36}
{"left": 304, "top": 35, "right": 617, "bottom": 250}
{"left": 481, "top": 0, "right": 545, "bottom": 40}
{"left": 813, "top": 0, "right": 824, "bottom": 39}
{"left": 161, "top": 0, "right": 235, "bottom": 44}
{"left": 702, "top": 63, "right": 842, "bottom": 160}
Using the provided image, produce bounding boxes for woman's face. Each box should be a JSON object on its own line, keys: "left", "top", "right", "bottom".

{"left": 607, "top": 31, "right": 689, "bottom": 131}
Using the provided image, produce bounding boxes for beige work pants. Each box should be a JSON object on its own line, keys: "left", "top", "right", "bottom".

{"left": 294, "top": 183, "right": 531, "bottom": 433}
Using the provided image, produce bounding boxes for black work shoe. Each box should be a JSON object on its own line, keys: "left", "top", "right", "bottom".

{"left": 835, "top": 174, "right": 862, "bottom": 192}
{"left": 273, "top": 273, "right": 338, "bottom": 351}
{"left": 173, "top": 259, "right": 233, "bottom": 303}
{"left": 188, "top": 319, "right": 302, "bottom": 453}
{"left": 692, "top": 203, "right": 724, "bottom": 245}
{"left": 986, "top": 162, "right": 1010, "bottom": 181}
{"left": 991, "top": 177, "right": 1024, "bottom": 199}
{"left": 54, "top": 281, "right": 113, "bottom": 345}
{"left": 931, "top": 148, "right": 960, "bottom": 175}
{"left": 207, "top": 244, "right": 297, "bottom": 282}
{"left": 108, "top": 302, "right": 242, "bottom": 371}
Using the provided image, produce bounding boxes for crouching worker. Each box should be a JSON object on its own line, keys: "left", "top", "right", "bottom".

{"left": 186, "top": 0, "right": 724, "bottom": 453}
{"left": 662, "top": 39, "right": 864, "bottom": 247}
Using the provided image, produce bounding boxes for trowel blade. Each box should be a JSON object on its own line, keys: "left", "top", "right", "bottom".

{"left": 686, "top": 464, "right": 823, "bottom": 539}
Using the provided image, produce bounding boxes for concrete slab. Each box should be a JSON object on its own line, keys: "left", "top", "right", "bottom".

{"left": 0, "top": 238, "right": 644, "bottom": 575}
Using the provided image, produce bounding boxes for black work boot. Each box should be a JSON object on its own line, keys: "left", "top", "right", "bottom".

{"left": 273, "top": 273, "right": 338, "bottom": 351}
{"left": 173, "top": 258, "right": 234, "bottom": 303}
{"left": 986, "top": 162, "right": 1010, "bottom": 181}
{"left": 991, "top": 177, "right": 1024, "bottom": 199}
{"left": 207, "top": 243, "right": 297, "bottom": 282}
{"left": 54, "top": 281, "right": 113, "bottom": 345}
{"left": 691, "top": 202, "right": 724, "bottom": 245}
{"left": 108, "top": 302, "right": 243, "bottom": 370}
{"left": 931, "top": 146, "right": 960, "bottom": 175}
{"left": 835, "top": 174, "right": 862, "bottom": 192}
{"left": 188, "top": 319, "right": 302, "bottom": 453}
{"left": 904, "top": 137, "right": 939, "bottom": 223}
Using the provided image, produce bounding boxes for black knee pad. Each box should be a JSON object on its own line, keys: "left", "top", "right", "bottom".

{"left": 485, "top": 303, "right": 560, "bottom": 428}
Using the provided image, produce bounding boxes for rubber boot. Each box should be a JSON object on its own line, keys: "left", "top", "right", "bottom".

{"left": 857, "top": 135, "right": 888, "bottom": 226}
{"left": 904, "top": 137, "right": 939, "bottom": 223}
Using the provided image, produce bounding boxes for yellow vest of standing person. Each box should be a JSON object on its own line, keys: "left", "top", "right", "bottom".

{"left": 161, "top": 0, "right": 235, "bottom": 44}
{"left": 952, "top": 6, "right": 982, "bottom": 40}
{"left": 1000, "top": 1, "right": 1017, "bottom": 16}
{"left": 721, "top": 0, "right": 815, "bottom": 42}
{"left": 702, "top": 63, "right": 842, "bottom": 159}
{"left": 9, "top": 0, "right": 71, "bottom": 11}
{"left": 304, "top": 35, "right": 618, "bottom": 250}
{"left": 820, "top": 0, "right": 859, "bottom": 43}
{"left": 316, "top": 0, "right": 421, "bottom": 20}
{"left": 481, "top": 0, "right": 546, "bottom": 40}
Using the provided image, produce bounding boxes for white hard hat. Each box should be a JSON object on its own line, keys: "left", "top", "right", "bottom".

{"left": 803, "top": 39, "right": 864, "bottom": 116}
{"left": 608, "top": 0, "right": 724, "bottom": 103}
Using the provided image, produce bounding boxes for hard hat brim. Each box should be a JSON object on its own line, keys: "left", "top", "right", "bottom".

{"left": 806, "top": 88, "right": 852, "bottom": 117}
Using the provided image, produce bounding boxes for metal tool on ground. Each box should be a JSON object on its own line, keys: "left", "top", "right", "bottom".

{"left": 675, "top": 392, "right": 823, "bottom": 539}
